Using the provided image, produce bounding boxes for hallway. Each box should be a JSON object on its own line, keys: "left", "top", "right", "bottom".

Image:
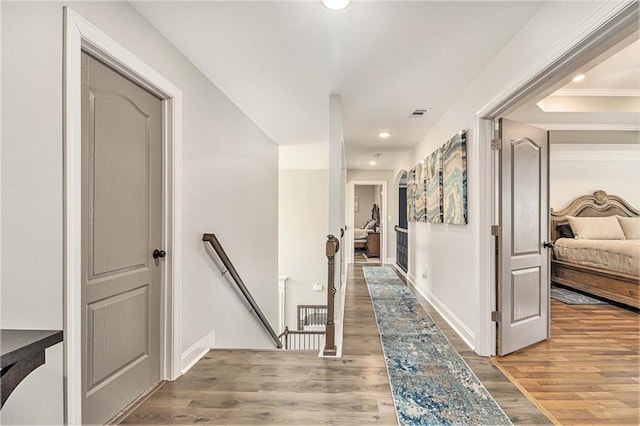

{"left": 121, "top": 264, "right": 546, "bottom": 424}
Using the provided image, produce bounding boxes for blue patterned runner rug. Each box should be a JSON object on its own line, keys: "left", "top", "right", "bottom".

{"left": 363, "top": 266, "right": 512, "bottom": 426}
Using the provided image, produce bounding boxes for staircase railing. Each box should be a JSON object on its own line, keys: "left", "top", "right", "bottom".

{"left": 297, "top": 305, "right": 327, "bottom": 330}
{"left": 323, "top": 234, "right": 339, "bottom": 356}
{"left": 202, "top": 233, "right": 282, "bottom": 349}
{"left": 277, "top": 327, "right": 325, "bottom": 350}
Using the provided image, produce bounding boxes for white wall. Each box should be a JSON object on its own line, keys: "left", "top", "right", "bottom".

{"left": 550, "top": 144, "right": 640, "bottom": 210}
{"left": 1, "top": 2, "right": 278, "bottom": 424}
{"left": 354, "top": 185, "right": 376, "bottom": 227}
{"left": 278, "top": 170, "right": 328, "bottom": 330}
{"left": 347, "top": 169, "right": 398, "bottom": 263}
{"left": 328, "top": 95, "right": 345, "bottom": 312}
{"left": 405, "top": 1, "right": 610, "bottom": 351}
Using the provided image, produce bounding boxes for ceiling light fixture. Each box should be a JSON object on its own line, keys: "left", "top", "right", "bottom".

{"left": 322, "top": 0, "right": 350, "bottom": 11}
{"left": 572, "top": 74, "right": 586, "bottom": 82}
{"left": 369, "top": 161, "right": 377, "bottom": 166}
{"left": 378, "top": 131, "right": 391, "bottom": 139}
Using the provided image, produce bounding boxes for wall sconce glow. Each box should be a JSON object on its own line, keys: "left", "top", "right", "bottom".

{"left": 322, "top": 0, "right": 351, "bottom": 11}
{"left": 378, "top": 131, "right": 391, "bottom": 139}
{"left": 369, "top": 161, "right": 377, "bottom": 166}
{"left": 572, "top": 74, "right": 586, "bottom": 83}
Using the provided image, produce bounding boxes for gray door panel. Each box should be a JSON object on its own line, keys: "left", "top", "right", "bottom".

{"left": 82, "top": 52, "right": 162, "bottom": 424}
{"left": 498, "top": 118, "right": 550, "bottom": 356}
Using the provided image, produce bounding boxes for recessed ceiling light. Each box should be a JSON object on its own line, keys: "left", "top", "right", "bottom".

{"left": 572, "top": 74, "right": 586, "bottom": 82}
{"left": 369, "top": 161, "right": 377, "bottom": 166}
{"left": 378, "top": 131, "right": 391, "bottom": 139}
{"left": 322, "top": 0, "right": 350, "bottom": 11}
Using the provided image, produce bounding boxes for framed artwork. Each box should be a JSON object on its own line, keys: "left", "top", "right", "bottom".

{"left": 425, "top": 147, "right": 443, "bottom": 223}
{"left": 442, "top": 131, "right": 467, "bottom": 224}
{"left": 415, "top": 161, "right": 427, "bottom": 223}
{"left": 354, "top": 195, "right": 359, "bottom": 213}
{"left": 406, "top": 168, "right": 416, "bottom": 222}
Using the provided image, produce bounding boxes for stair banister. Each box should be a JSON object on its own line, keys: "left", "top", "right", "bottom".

{"left": 323, "top": 234, "right": 339, "bottom": 356}
{"left": 202, "top": 233, "right": 282, "bottom": 349}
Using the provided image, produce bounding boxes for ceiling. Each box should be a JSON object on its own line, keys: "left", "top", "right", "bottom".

{"left": 131, "top": 1, "right": 545, "bottom": 169}
{"left": 508, "top": 37, "right": 640, "bottom": 130}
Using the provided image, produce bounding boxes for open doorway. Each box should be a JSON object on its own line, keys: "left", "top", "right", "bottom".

{"left": 496, "top": 32, "right": 640, "bottom": 355}
{"left": 353, "top": 184, "right": 383, "bottom": 263}
{"left": 479, "top": 4, "right": 639, "bottom": 356}
{"left": 486, "top": 17, "right": 639, "bottom": 425}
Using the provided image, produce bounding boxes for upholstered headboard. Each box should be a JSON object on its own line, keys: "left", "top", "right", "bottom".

{"left": 550, "top": 190, "right": 640, "bottom": 242}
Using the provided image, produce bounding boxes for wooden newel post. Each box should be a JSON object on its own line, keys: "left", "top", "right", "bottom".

{"left": 323, "top": 234, "right": 339, "bottom": 356}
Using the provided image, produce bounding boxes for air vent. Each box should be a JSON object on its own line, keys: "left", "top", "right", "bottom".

{"left": 409, "top": 108, "right": 431, "bottom": 118}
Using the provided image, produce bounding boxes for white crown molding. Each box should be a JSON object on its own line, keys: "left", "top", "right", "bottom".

{"left": 552, "top": 152, "right": 640, "bottom": 162}
{"left": 553, "top": 89, "right": 640, "bottom": 97}
{"left": 532, "top": 123, "right": 640, "bottom": 131}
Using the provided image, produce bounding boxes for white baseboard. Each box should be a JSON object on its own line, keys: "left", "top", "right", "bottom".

{"left": 180, "top": 330, "right": 215, "bottom": 374}
{"left": 405, "top": 277, "right": 476, "bottom": 351}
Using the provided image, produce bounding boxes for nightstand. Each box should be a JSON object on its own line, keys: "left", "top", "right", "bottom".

{"left": 366, "top": 232, "right": 380, "bottom": 258}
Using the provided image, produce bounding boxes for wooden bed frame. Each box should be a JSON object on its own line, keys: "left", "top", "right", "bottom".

{"left": 354, "top": 203, "right": 381, "bottom": 250}
{"left": 550, "top": 190, "right": 640, "bottom": 309}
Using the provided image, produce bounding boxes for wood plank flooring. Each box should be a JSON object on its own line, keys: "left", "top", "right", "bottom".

{"left": 492, "top": 300, "right": 639, "bottom": 425}
{"left": 121, "top": 264, "right": 548, "bottom": 424}
{"left": 394, "top": 267, "right": 551, "bottom": 425}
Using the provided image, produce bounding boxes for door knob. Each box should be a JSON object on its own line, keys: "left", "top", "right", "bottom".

{"left": 153, "top": 249, "right": 166, "bottom": 259}
{"left": 543, "top": 242, "right": 554, "bottom": 249}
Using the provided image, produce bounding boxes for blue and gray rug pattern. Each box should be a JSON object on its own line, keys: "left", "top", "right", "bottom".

{"left": 550, "top": 285, "right": 608, "bottom": 305}
{"left": 363, "top": 266, "right": 512, "bottom": 426}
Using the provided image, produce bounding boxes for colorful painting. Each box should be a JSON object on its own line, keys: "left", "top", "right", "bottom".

{"left": 425, "top": 147, "right": 443, "bottom": 223}
{"left": 415, "top": 161, "right": 427, "bottom": 223}
{"left": 442, "top": 131, "right": 467, "bottom": 224}
{"left": 406, "top": 167, "right": 416, "bottom": 222}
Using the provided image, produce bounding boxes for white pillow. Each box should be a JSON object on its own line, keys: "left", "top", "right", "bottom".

{"left": 617, "top": 216, "right": 640, "bottom": 240}
{"left": 566, "top": 216, "right": 626, "bottom": 240}
{"left": 364, "top": 219, "right": 376, "bottom": 230}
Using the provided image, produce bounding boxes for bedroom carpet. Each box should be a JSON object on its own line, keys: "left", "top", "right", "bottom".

{"left": 353, "top": 252, "right": 367, "bottom": 263}
{"left": 550, "top": 284, "right": 608, "bottom": 305}
{"left": 363, "top": 266, "right": 512, "bottom": 426}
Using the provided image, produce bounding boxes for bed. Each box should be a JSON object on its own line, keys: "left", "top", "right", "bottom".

{"left": 550, "top": 190, "right": 640, "bottom": 309}
{"left": 354, "top": 204, "right": 380, "bottom": 250}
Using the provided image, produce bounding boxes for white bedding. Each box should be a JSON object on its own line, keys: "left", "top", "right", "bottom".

{"left": 554, "top": 238, "right": 640, "bottom": 276}
{"left": 354, "top": 228, "right": 371, "bottom": 240}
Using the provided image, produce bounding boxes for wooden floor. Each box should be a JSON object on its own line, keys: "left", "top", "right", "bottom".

{"left": 492, "top": 300, "right": 640, "bottom": 425}
{"left": 121, "top": 264, "right": 548, "bottom": 424}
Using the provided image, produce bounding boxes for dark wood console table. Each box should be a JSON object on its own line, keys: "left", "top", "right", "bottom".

{"left": 1, "top": 329, "right": 63, "bottom": 408}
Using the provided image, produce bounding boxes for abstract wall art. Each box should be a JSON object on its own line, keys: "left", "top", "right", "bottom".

{"left": 415, "top": 161, "right": 427, "bottom": 223}
{"left": 442, "top": 131, "right": 467, "bottom": 224}
{"left": 425, "top": 147, "right": 443, "bottom": 223}
{"left": 406, "top": 167, "right": 416, "bottom": 223}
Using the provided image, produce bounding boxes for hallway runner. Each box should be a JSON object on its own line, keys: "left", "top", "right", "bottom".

{"left": 363, "top": 266, "right": 512, "bottom": 426}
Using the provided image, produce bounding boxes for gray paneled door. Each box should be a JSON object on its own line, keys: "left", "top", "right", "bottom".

{"left": 497, "top": 118, "right": 550, "bottom": 356}
{"left": 81, "top": 52, "right": 162, "bottom": 424}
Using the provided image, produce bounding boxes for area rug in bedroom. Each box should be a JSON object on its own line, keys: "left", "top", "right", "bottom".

{"left": 550, "top": 284, "right": 608, "bottom": 305}
{"left": 363, "top": 266, "right": 512, "bottom": 426}
{"left": 354, "top": 252, "right": 367, "bottom": 263}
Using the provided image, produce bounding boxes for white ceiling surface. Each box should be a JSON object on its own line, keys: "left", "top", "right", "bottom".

{"left": 132, "top": 1, "right": 544, "bottom": 168}
{"left": 508, "top": 37, "right": 640, "bottom": 130}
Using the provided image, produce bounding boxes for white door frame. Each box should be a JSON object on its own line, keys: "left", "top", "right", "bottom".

{"left": 474, "top": 1, "right": 637, "bottom": 356}
{"left": 63, "top": 8, "right": 183, "bottom": 423}
{"left": 347, "top": 180, "right": 388, "bottom": 263}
